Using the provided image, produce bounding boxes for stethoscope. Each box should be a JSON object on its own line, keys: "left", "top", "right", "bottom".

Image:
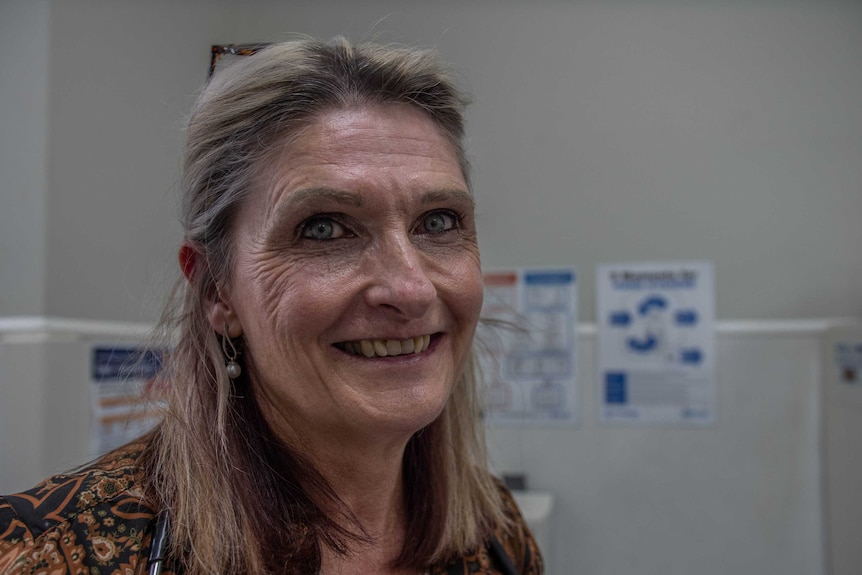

{"left": 146, "top": 511, "right": 170, "bottom": 575}
{"left": 146, "top": 511, "right": 520, "bottom": 575}
{"left": 488, "top": 534, "right": 521, "bottom": 575}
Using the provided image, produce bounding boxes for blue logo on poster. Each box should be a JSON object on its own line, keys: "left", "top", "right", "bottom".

{"left": 638, "top": 295, "right": 668, "bottom": 315}
{"left": 627, "top": 334, "right": 658, "bottom": 352}
{"left": 680, "top": 348, "right": 703, "bottom": 365}
{"left": 605, "top": 372, "right": 628, "bottom": 404}
{"left": 609, "top": 310, "right": 632, "bottom": 327}
{"left": 675, "top": 310, "right": 698, "bottom": 326}
{"left": 524, "top": 270, "right": 574, "bottom": 285}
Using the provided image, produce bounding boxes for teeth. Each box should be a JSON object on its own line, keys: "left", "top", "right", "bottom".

{"left": 373, "top": 340, "right": 388, "bottom": 357}
{"left": 342, "top": 335, "right": 433, "bottom": 358}
{"left": 401, "top": 338, "right": 414, "bottom": 354}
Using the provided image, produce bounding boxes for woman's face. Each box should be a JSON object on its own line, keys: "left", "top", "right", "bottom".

{"left": 221, "top": 104, "right": 482, "bottom": 447}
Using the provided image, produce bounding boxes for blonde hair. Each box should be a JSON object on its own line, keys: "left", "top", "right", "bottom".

{"left": 141, "top": 37, "right": 507, "bottom": 574}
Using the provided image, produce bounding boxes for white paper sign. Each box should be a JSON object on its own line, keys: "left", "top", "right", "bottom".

{"left": 478, "top": 268, "right": 578, "bottom": 425}
{"left": 596, "top": 261, "right": 715, "bottom": 424}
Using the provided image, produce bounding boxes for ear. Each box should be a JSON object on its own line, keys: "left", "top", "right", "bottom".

{"left": 208, "top": 296, "right": 243, "bottom": 338}
{"left": 179, "top": 240, "right": 244, "bottom": 338}
{"left": 178, "top": 241, "right": 199, "bottom": 282}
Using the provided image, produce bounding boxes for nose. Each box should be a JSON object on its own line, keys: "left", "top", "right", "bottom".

{"left": 363, "top": 233, "right": 437, "bottom": 318}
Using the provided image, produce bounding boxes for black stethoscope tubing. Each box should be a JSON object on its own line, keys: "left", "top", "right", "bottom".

{"left": 147, "top": 511, "right": 169, "bottom": 575}
{"left": 488, "top": 534, "right": 520, "bottom": 575}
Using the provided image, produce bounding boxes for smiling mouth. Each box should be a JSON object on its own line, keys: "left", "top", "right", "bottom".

{"left": 335, "top": 334, "right": 435, "bottom": 358}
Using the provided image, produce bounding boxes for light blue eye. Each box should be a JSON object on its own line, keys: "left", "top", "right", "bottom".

{"left": 302, "top": 217, "right": 344, "bottom": 240}
{"left": 422, "top": 211, "right": 457, "bottom": 233}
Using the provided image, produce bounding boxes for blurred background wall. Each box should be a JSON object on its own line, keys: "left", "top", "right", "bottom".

{"left": 1, "top": 0, "right": 859, "bottom": 324}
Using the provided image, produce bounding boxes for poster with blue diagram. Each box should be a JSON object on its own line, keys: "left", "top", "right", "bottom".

{"left": 478, "top": 268, "right": 578, "bottom": 425}
{"left": 596, "top": 261, "right": 715, "bottom": 425}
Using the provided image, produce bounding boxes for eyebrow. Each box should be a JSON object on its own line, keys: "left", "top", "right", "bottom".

{"left": 422, "top": 189, "right": 475, "bottom": 209}
{"left": 267, "top": 187, "right": 360, "bottom": 228}
{"left": 276, "top": 187, "right": 363, "bottom": 211}
{"left": 273, "top": 187, "right": 472, "bottom": 214}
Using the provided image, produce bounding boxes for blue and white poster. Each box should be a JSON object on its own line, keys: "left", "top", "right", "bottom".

{"left": 596, "top": 261, "right": 715, "bottom": 425}
{"left": 90, "top": 346, "right": 166, "bottom": 456}
{"left": 478, "top": 268, "right": 578, "bottom": 425}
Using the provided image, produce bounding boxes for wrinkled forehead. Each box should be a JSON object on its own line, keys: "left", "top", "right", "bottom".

{"left": 264, "top": 102, "right": 462, "bottom": 165}
{"left": 236, "top": 103, "right": 469, "bottom": 232}
{"left": 259, "top": 104, "right": 463, "bottom": 185}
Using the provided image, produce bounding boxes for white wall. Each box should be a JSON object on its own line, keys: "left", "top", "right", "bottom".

{"left": 489, "top": 323, "right": 827, "bottom": 575}
{"left": 0, "top": 318, "right": 152, "bottom": 493}
{"left": 461, "top": 2, "right": 862, "bottom": 322}
{"left": 1, "top": 0, "right": 859, "bottom": 322}
{"left": 42, "top": 1, "right": 220, "bottom": 321}
{"left": 0, "top": 0, "right": 50, "bottom": 315}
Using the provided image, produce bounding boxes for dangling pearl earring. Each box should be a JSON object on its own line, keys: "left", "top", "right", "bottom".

{"left": 221, "top": 325, "right": 241, "bottom": 379}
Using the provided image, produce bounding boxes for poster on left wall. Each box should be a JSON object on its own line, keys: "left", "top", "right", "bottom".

{"left": 90, "top": 346, "right": 166, "bottom": 456}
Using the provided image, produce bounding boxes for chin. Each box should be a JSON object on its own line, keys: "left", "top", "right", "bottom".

{"left": 370, "top": 391, "right": 450, "bottom": 438}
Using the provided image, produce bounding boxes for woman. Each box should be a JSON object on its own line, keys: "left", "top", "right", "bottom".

{"left": 0, "top": 38, "right": 543, "bottom": 575}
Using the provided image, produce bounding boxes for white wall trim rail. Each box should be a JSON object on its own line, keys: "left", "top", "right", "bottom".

{"left": 0, "top": 316, "right": 154, "bottom": 342}
{"left": 2, "top": 316, "right": 858, "bottom": 342}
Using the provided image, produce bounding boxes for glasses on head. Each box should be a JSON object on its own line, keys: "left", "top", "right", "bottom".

{"left": 209, "top": 44, "right": 271, "bottom": 78}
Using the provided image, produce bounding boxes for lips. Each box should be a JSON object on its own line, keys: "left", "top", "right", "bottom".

{"left": 336, "top": 334, "right": 433, "bottom": 357}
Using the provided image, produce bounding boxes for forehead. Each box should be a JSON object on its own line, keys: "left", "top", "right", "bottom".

{"left": 232, "top": 104, "right": 470, "bottom": 238}
{"left": 280, "top": 104, "right": 459, "bottom": 168}
{"left": 253, "top": 104, "right": 467, "bottom": 209}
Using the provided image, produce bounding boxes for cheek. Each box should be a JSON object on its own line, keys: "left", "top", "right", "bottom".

{"left": 238, "top": 260, "right": 300, "bottom": 333}
{"left": 447, "top": 254, "right": 484, "bottom": 332}
{"left": 238, "top": 247, "right": 353, "bottom": 326}
{"left": 250, "top": 276, "right": 348, "bottom": 345}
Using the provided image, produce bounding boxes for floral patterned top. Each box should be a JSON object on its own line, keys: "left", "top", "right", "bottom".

{"left": 0, "top": 443, "right": 543, "bottom": 575}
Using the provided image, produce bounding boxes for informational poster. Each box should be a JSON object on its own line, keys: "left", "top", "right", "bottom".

{"left": 90, "top": 346, "right": 165, "bottom": 455}
{"left": 596, "top": 261, "right": 715, "bottom": 424}
{"left": 832, "top": 338, "right": 862, "bottom": 387}
{"left": 478, "top": 268, "right": 578, "bottom": 425}
{"left": 821, "top": 324, "right": 862, "bottom": 575}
